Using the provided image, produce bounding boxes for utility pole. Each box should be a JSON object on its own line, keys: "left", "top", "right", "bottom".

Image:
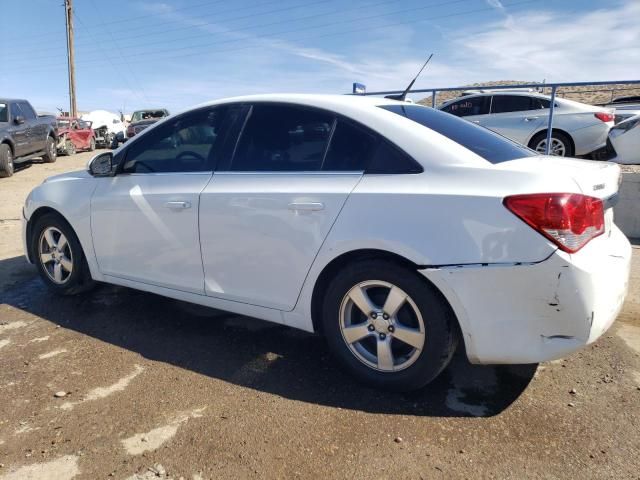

{"left": 64, "top": 0, "right": 77, "bottom": 117}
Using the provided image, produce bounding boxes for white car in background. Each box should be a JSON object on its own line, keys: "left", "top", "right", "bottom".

{"left": 439, "top": 92, "right": 614, "bottom": 157}
{"left": 608, "top": 114, "right": 640, "bottom": 164}
{"left": 22, "top": 94, "right": 630, "bottom": 391}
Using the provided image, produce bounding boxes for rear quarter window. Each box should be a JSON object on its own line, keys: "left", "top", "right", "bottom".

{"left": 380, "top": 104, "right": 537, "bottom": 164}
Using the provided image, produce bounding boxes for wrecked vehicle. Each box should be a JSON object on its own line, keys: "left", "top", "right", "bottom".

{"left": 22, "top": 95, "right": 631, "bottom": 392}
{"left": 56, "top": 117, "right": 96, "bottom": 155}
{"left": 80, "top": 110, "right": 125, "bottom": 148}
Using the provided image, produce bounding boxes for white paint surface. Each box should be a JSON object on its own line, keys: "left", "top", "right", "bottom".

{"left": 29, "top": 336, "right": 50, "bottom": 343}
{"left": 0, "top": 455, "right": 79, "bottom": 480}
{"left": 38, "top": 349, "right": 67, "bottom": 359}
{"left": 60, "top": 364, "right": 144, "bottom": 411}
{"left": 617, "top": 323, "right": 640, "bottom": 354}
{"left": 122, "top": 408, "right": 206, "bottom": 455}
{"left": 0, "top": 321, "right": 27, "bottom": 333}
{"left": 0, "top": 339, "right": 10, "bottom": 350}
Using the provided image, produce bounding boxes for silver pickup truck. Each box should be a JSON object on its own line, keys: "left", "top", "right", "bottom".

{"left": 0, "top": 99, "right": 58, "bottom": 177}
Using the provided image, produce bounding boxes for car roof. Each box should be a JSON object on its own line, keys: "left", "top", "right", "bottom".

{"left": 439, "top": 91, "right": 552, "bottom": 107}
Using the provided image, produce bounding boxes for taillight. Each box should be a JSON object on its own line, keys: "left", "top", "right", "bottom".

{"left": 594, "top": 112, "right": 614, "bottom": 123}
{"left": 504, "top": 193, "right": 604, "bottom": 253}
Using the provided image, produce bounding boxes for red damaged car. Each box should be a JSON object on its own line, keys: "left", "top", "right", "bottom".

{"left": 56, "top": 117, "right": 96, "bottom": 155}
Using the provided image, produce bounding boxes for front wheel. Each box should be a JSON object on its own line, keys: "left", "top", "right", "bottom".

{"left": 41, "top": 136, "right": 57, "bottom": 163}
{"left": 89, "top": 137, "right": 96, "bottom": 151}
{"left": 529, "top": 131, "right": 574, "bottom": 157}
{"left": 31, "top": 213, "right": 95, "bottom": 295}
{"left": 322, "top": 259, "right": 458, "bottom": 392}
{"left": 0, "top": 144, "right": 14, "bottom": 177}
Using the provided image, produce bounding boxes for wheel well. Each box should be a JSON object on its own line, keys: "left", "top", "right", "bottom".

{"left": 25, "top": 207, "right": 68, "bottom": 262}
{"left": 310, "top": 249, "right": 423, "bottom": 334}
{"left": 1, "top": 140, "right": 14, "bottom": 155}
{"left": 529, "top": 128, "right": 575, "bottom": 153}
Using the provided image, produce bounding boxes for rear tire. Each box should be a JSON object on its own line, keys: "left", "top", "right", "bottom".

{"left": 322, "top": 259, "right": 458, "bottom": 392}
{"left": 42, "top": 136, "right": 57, "bottom": 163}
{"left": 89, "top": 137, "right": 96, "bottom": 151}
{"left": 0, "top": 144, "right": 14, "bottom": 177}
{"left": 31, "top": 213, "right": 95, "bottom": 295}
{"left": 529, "top": 131, "right": 574, "bottom": 157}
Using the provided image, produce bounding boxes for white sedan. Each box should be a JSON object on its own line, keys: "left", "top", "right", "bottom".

{"left": 608, "top": 114, "right": 640, "bottom": 164}
{"left": 439, "top": 92, "right": 614, "bottom": 157}
{"left": 22, "top": 94, "right": 631, "bottom": 391}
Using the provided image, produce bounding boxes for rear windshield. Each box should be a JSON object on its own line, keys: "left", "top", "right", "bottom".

{"left": 379, "top": 104, "right": 537, "bottom": 164}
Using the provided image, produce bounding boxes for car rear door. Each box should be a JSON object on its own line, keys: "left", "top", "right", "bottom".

{"left": 9, "top": 103, "right": 29, "bottom": 157}
{"left": 18, "top": 102, "right": 45, "bottom": 155}
{"left": 199, "top": 103, "right": 368, "bottom": 311}
{"left": 478, "top": 95, "right": 546, "bottom": 144}
{"left": 90, "top": 106, "right": 235, "bottom": 294}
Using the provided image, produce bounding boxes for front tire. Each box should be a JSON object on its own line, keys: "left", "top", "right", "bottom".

{"left": 0, "top": 144, "right": 14, "bottom": 177}
{"left": 41, "top": 136, "right": 57, "bottom": 163}
{"left": 89, "top": 137, "right": 96, "bottom": 151}
{"left": 322, "top": 259, "right": 458, "bottom": 392}
{"left": 31, "top": 213, "right": 95, "bottom": 295}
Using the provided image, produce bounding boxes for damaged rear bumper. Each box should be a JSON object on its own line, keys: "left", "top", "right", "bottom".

{"left": 420, "top": 225, "right": 631, "bottom": 364}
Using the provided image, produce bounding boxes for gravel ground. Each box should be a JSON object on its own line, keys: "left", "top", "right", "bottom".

{"left": 0, "top": 152, "right": 639, "bottom": 479}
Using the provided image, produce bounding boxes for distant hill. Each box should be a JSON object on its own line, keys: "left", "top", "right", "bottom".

{"left": 417, "top": 81, "right": 640, "bottom": 107}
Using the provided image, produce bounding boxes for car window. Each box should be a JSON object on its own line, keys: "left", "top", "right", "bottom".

{"left": 491, "top": 95, "right": 534, "bottom": 114}
{"left": 367, "top": 139, "right": 423, "bottom": 174}
{"left": 0, "top": 103, "right": 7, "bottom": 122}
{"left": 441, "top": 96, "right": 489, "bottom": 117}
{"left": 322, "top": 120, "right": 376, "bottom": 171}
{"left": 530, "top": 98, "right": 550, "bottom": 109}
{"left": 122, "top": 107, "right": 229, "bottom": 174}
{"left": 18, "top": 102, "right": 36, "bottom": 120}
{"left": 381, "top": 104, "right": 536, "bottom": 164}
{"left": 231, "top": 104, "right": 333, "bottom": 172}
{"left": 10, "top": 102, "right": 23, "bottom": 120}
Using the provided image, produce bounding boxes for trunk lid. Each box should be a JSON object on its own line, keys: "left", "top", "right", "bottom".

{"left": 496, "top": 156, "right": 620, "bottom": 200}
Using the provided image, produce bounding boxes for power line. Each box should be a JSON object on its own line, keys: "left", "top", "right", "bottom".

{"left": 4, "top": 0, "right": 337, "bottom": 62}
{"left": 10, "top": 0, "right": 538, "bottom": 76}
{"left": 9, "top": 0, "right": 474, "bottom": 68}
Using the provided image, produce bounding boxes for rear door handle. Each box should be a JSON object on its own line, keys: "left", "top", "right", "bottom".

{"left": 524, "top": 117, "right": 539, "bottom": 122}
{"left": 165, "top": 201, "right": 191, "bottom": 210}
{"left": 288, "top": 202, "right": 324, "bottom": 212}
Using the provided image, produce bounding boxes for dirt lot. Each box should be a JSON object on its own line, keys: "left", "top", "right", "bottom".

{"left": 0, "top": 152, "right": 639, "bottom": 479}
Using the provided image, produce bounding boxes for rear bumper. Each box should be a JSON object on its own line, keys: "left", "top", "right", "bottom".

{"left": 572, "top": 122, "right": 611, "bottom": 156}
{"left": 420, "top": 225, "right": 631, "bottom": 364}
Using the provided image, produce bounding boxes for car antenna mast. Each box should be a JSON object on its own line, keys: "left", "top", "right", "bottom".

{"left": 385, "top": 53, "right": 434, "bottom": 101}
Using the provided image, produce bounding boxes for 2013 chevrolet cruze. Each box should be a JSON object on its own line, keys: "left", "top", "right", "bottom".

{"left": 22, "top": 94, "right": 631, "bottom": 391}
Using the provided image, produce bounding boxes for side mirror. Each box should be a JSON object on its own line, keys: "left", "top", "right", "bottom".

{"left": 87, "top": 152, "right": 114, "bottom": 177}
{"left": 14, "top": 115, "right": 24, "bottom": 125}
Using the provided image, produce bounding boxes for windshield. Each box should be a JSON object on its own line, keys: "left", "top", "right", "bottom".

{"left": 379, "top": 104, "right": 537, "bottom": 164}
{"left": 0, "top": 103, "right": 7, "bottom": 122}
{"left": 57, "top": 119, "right": 71, "bottom": 128}
{"left": 131, "top": 110, "right": 166, "bottom": 122}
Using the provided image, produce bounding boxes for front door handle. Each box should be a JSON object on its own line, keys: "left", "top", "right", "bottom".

{"left": 165, "top": 201, "right": 191, "bottom": 210}
{"left": 524, "top": 116, "right": 539, "bottom": 122}
{"left": 288, "top": 202, "right": 324, "bottom": 212}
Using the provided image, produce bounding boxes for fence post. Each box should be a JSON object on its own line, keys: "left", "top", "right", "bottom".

{"left": 431, "top": 90, "right": 437, "bottom": 108}
{"left": 544, "top": 86, "right": 557, "bottom": 155}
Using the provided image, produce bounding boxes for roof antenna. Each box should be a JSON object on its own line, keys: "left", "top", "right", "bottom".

{"left": 385, "top": 53, "right": 434, "bottom": 101}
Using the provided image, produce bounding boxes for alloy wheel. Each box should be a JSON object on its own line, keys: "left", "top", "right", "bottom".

{"left": 38, "top": 227, "right": 73, "bottom": 284}
{"left": 339, "top": 280, "right": 425, "bottom": 372}
{"left": 535, "top": 137, "right": 566, "bottom": 156}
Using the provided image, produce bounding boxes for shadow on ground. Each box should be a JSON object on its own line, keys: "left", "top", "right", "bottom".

{"left": 0, "top": 256, "right": 537, "bottom": 418}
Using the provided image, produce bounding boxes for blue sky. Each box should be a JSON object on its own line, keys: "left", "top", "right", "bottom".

{"left": 2, "top": 0, "right": 638, "bottom": 114}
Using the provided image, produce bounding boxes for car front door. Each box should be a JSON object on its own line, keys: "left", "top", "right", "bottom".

{"left": 90, "top": 106, "right": 234, "bottom": 294}
{"left": 199, "top": 104, "right": 368, "bottom": 311}
{"left": 478, "top": 95, "right": 546, "bottom": 144}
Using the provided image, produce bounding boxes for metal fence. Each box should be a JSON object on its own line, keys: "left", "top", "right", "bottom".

{"left": 353, "top": 80, "right": 640, "bottom": 155}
